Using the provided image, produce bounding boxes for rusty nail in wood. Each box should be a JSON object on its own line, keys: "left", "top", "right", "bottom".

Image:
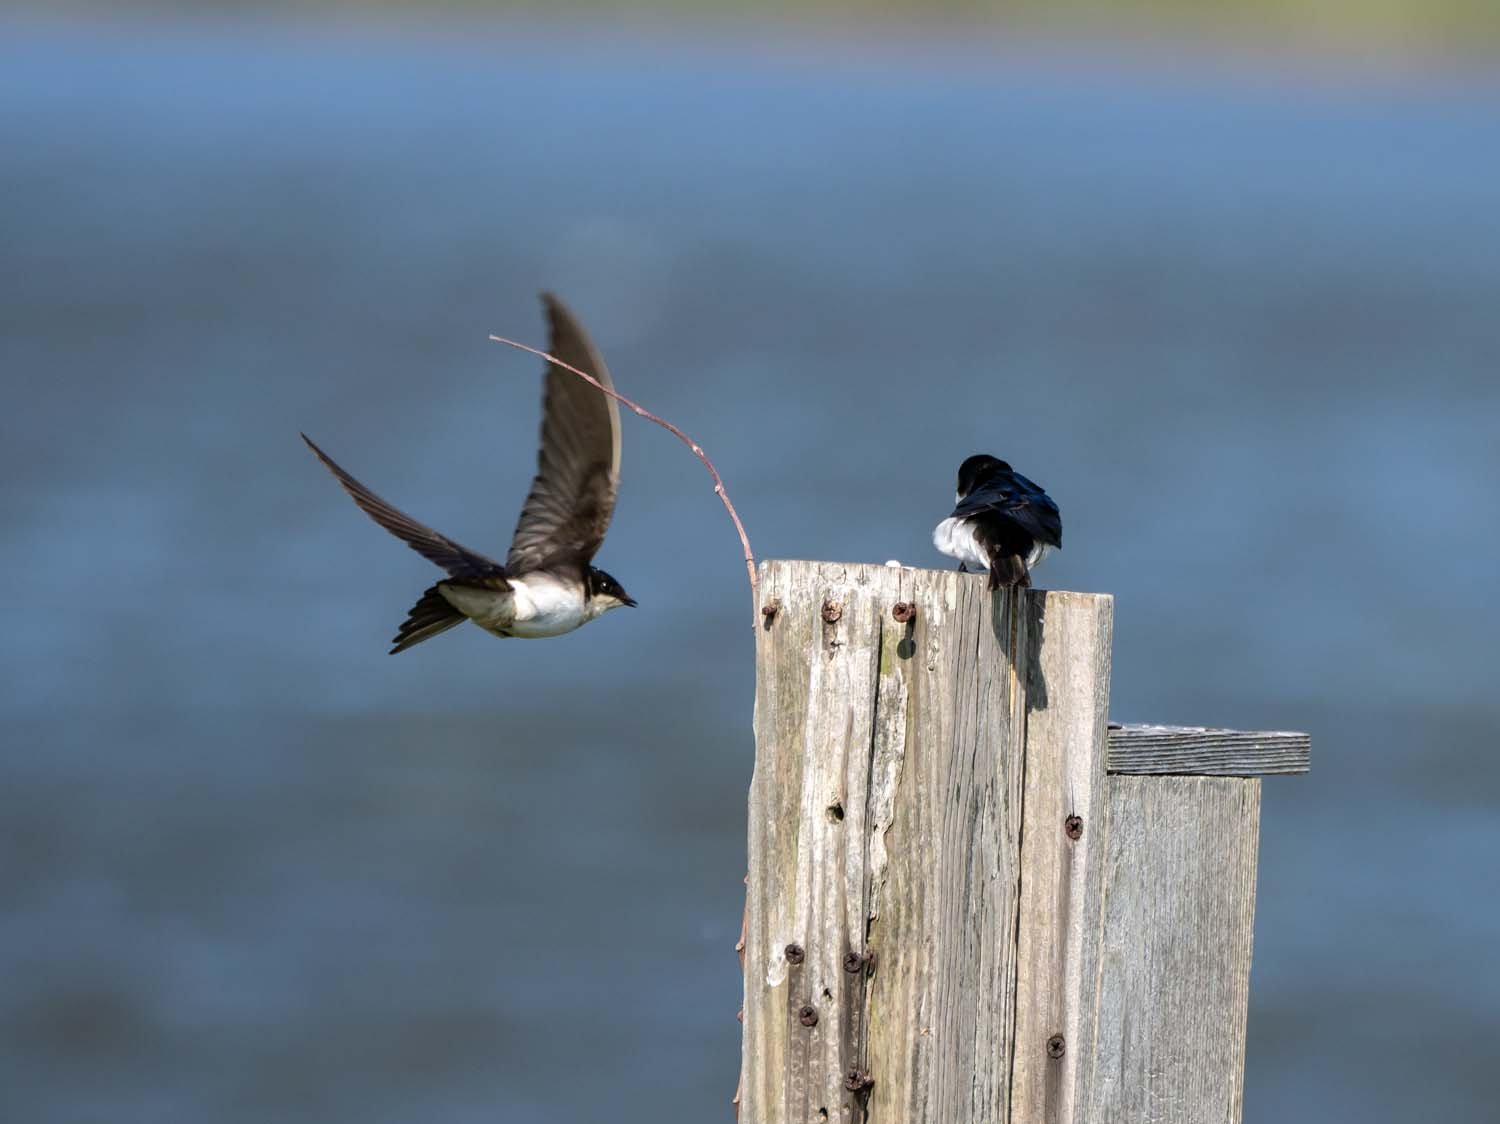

{"left": 1046, "top": 1034, "right": 1066, "bottom": 1059}
{"left": 784, "top": 943, "right": 805, "bottom": 965}
{"left": 761, "top": 599, "right": 779, "bottom": 623}
{"left": 798, "top": 1004, "right": 819, "bottom": 1027}
{"left": 891, "top": 601, "right": 915, "bottom": 623}
{"left": 821, "top": 601, "right": 842, "bottom": 623}
{"left": 843, "top": 1069, "right": 874, "bottom": 1092}
{"left": 1064, "top": 814, "right": 1084, "bottom": 840}
{"left": 842, "top": 951, "right": 864, "bottom": 974}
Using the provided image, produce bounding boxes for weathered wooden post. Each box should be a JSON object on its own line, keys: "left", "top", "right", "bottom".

{"left": 741, "top": 560, "right": 1309, "bottom": 1124}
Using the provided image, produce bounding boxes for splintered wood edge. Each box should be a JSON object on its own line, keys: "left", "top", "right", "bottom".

{"left": 1107, "top": 724, "right": 1311, "bottom": 776}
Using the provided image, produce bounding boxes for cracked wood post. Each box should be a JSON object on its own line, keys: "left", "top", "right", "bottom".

{"left": 740, "top": 560, "right": 1308, "bottom": 1124}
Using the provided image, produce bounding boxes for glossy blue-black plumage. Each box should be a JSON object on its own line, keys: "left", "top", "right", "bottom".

{"left": 943, "top": 453, "right": 1062, "bottom": 589}
{"left": 950, "top": 459, "right": 1062, "bottom": 550}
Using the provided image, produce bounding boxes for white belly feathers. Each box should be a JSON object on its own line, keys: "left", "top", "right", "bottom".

{"left": 932, "top": 517, "right": 990, "bottom": 570}
{"left": 933, "top": 517, "right": 1052, "bottom": 573}
{"left": 438, "top": 574, "right": 591, "bottom": 639}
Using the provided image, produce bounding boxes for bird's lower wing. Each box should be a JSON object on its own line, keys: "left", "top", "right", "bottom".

{"left": 301, "top": 434, "right": 510, "bottom": 584}
{"left": 952, "top": 488, "right": 1061, "bottom": 548}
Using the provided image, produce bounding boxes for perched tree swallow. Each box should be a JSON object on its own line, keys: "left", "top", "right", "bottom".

{"left": 303, "top": 293, "right": 635, "bottom": 654}
{"left": 932, "top": 453, "right": 1062, "bottom": 589}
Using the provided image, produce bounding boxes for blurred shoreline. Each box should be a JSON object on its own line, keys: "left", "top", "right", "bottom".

{"left": 9, "top": 3, "right": 1500, "bottom": 80}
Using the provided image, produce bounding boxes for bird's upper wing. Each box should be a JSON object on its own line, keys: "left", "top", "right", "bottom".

{"left": 302, "top": 434, "right": 509, "bottom": 584}
{"left": 951, "top": 470, "right": 1063, "bottom": 548}
{"left": 505, "top": 293, "right": 622, "bottom": 573}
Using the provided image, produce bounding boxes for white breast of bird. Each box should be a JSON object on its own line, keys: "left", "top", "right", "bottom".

{"left": 505, "top": 573, "right": 591, "bottom": 637}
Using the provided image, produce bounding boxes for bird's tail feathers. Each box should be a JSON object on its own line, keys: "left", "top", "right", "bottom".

{"left": 986, "top": 552, "right": 1031, "bottom": 591}
{"left": 390, "top": 585, "right": 466, "bottom": 655}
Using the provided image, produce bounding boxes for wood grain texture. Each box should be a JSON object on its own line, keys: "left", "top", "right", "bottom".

{"left": 861, "top": 567, "right": 1027, "bottom": 1124}
{"left": 742, "top": 560, "right": 888, "bottom": 1124}
{"left": 742, "top": 561, "right": 1276, "bottom": 1124}
{"left": 742, "top": 561, "right": 1114, "bottom": 1124}
{"left": 1010, "top": 593, "right": 1114, "bottom": 1124}
{"left": 1107, "top": 725, "right": 1309, "bottom": 776}
{"left": 1086, "top": 776, "right": 1262, "bottom": 1124}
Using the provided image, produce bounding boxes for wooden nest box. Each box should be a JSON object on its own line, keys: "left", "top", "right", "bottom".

{"left": 741, "top": 560, "right": 1309, "bottom": 1124}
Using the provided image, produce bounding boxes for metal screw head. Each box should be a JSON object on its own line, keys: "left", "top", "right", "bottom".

{"left": 842, "top": 951, "right": 864, "bottom": 974}
{"left": 821, "top": 601, "right": 842, "bottom": 623}
{"left": 798, "top": 1004, "right": 819, "bottom": 1027}
{"left": 784, "top": 943, "right": 805, "bottom": 965}
{"left": 1046, "top": 1034, "right": 1066, "bottom": 1059}
{"left": 1064, "top": 814, "right": 1084, "bottom": 840}
{"left": 891, "top": 601, "right": 915, "bottom": 623}
{"left": 843, "top": 1068, "right": 874, "bottom": 1092}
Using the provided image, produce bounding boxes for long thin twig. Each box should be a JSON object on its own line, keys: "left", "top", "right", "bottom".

{"left": 489, "top": 333, "right": 759, "bottom": 626}
{"left": 494, "top": 331, "right": 757, "bottom": 1119}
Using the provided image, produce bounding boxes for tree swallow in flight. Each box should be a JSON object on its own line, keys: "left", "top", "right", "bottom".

{"left": 932, "top": 453, "right": 1062, "bottom": 589}
{"left": 302, "top": 293, "right": 635, "bottom": 653}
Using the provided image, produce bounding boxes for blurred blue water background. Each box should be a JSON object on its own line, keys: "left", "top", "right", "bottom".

{"left": 3, "top": 13, "right": 1498, "bottom": 1122}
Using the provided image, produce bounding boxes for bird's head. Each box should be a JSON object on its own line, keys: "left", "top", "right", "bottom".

{"left": 956, "top": 453, "right": 1011, "bottom": 498}
{"left": 586, "top": 567, "right": 638, "bottom": 614}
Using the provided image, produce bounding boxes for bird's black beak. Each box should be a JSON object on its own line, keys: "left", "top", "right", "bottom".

{"left": 623, "top": 595, "right": 638, "bottom": 608}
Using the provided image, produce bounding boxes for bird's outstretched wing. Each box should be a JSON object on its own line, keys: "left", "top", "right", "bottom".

{"left": 302, "top": 433, "right": 509, "bottom": 584}
{"left": 505, "top": 293, "right": 622, "bottom": 574}
{"left": 952, "top": 469, "right": 1062, "bottom": 548}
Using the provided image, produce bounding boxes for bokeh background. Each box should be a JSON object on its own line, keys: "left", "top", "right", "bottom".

{"left": 4, "top": 3, "right": 1498, "bottom": 1122}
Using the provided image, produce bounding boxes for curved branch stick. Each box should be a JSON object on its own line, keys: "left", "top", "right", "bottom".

{"left": 488, "top": 334, "right": 759, "bottom": 626}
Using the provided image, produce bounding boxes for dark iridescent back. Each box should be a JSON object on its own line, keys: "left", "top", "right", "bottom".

{"left": 950, "top": 454, "right": 1062, "bottom": 549}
